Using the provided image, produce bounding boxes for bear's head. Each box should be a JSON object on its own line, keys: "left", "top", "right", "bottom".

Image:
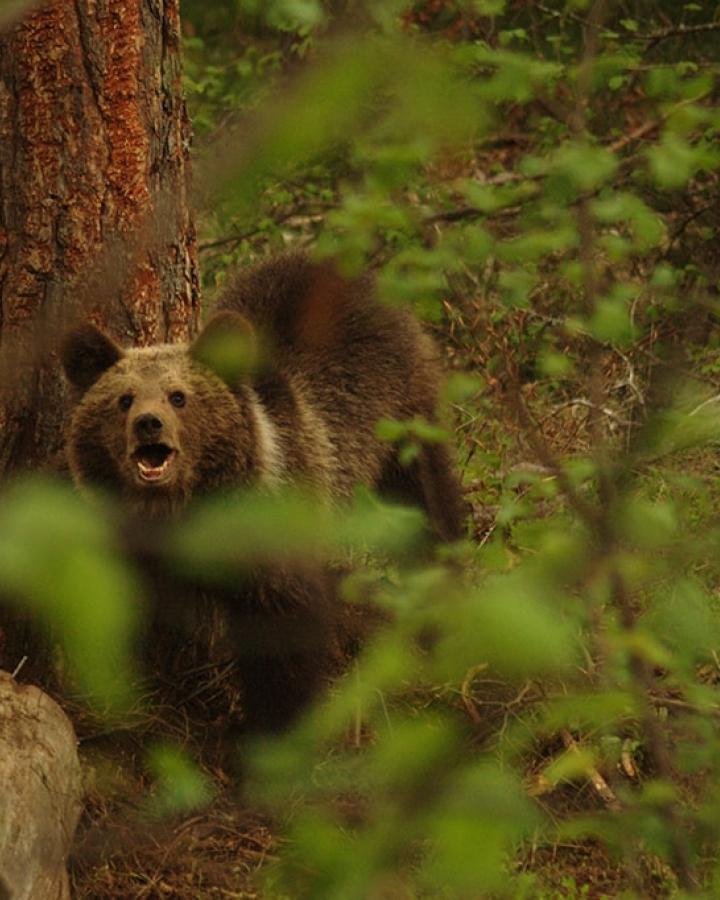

{"left": 61, "top": 314, "right": 270, "bottom": 513}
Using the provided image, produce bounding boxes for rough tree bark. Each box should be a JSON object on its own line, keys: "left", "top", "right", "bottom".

{"left": 0, "top": 0, "right": 200, "bottom": 476}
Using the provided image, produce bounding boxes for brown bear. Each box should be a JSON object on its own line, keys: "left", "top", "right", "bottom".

{"left": 61, "top": 253, "right": 464, "bottom": 733}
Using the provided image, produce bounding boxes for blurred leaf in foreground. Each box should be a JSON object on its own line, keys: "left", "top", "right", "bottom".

{"left": 168, "top": 486, "right": 425, "bottom": 581}
{"left": 0, "top": 477, "right": 141, "bottom": 712}
{"left": 146, "top": 743, "right": 214, "bottom": 817}
{"left": 434, "top": 570, "right": 578, "bottom": 680}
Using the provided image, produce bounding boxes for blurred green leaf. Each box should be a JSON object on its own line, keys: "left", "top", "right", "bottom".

{"left": 647, "top": 133, "right": 720, "bottom": 189}
{"left": 646, "top": 580, "right": 720, "bottom": 665}
{"left": 169, "top": 486, "right": 424, "bottom": 579}
{"left": 543, "top": 745, "right": 598, "bottom": 787}
{"left": 146, "top": 744, "right": 214, "bottom": 816}
{"left": 420, "top": 763, "right": 536, "bottom": 893}
{"left": 0, "top": 478, "right": 140, "bottom": 712}
{"left": 587, "top": 285, "right": 638, "bottom": 346}
{"left": 435, "top": 572, "right": 577, "bottom": 678}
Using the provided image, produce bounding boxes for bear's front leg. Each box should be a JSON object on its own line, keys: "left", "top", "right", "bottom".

{"left": 231, "top": 568, "right": 344, "bottom": 735}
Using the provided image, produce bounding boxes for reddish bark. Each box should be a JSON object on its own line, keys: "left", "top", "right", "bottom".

{"left": 0, "top": 0, "right": 199, "bottom": 474}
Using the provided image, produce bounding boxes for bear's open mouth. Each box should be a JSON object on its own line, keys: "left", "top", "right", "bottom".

{"left": 132, "top": 444, "right": 177, "bottom": 483}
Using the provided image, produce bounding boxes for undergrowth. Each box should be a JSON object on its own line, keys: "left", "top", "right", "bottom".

{"left": 6, "top": 1, "right": 720, "bottom": 897}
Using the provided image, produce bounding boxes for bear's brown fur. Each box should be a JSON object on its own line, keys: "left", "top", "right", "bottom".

{"left": 62, "top": 253, "right": 464, "bottom": 733}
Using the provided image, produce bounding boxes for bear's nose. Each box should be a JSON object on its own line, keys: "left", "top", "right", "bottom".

{"left": 133, "top": 413, "right": 164, "bottom": 442}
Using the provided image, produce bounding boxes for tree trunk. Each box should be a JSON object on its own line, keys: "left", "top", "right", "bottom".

{"left": 0, "top": 0, "right": 199, "bottom": 477}
{"left": 0, "top": 5, "right": 199, "bottom": 886}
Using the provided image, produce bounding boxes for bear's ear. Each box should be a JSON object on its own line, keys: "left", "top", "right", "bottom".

{"left": 191, "top": 311, "right": 258, "bottom": 388}
{"left": 61, "top": 324, "right": 124, "bottom": 392}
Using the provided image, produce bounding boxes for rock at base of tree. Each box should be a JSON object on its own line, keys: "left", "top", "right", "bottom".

{"left": 0, "top": 671, "right": 82, "bottom": 900}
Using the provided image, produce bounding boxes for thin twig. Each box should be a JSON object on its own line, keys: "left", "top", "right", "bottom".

{"left": 507, "top": 384, "right": 601, "bottom": 530}
{"left": 461, "top": 663, "right": 489, "bottom": 725}
{"left": 609, "top": 94, "right": 712, "bottom": 155}
{"left": 535, "top": 2, "right": 591, "bottom": 29}
{"left": 549, "top": 397, "right": 631, "bottom": 427}
{"left": 11, "top": 655, "right": 27, "bottom": 679}
{"left": 198, "top": 207, "right": 328, "bottom": 252}
{"left": 642, "top": 21, "right": 720, "bottom": 48}
{"left": 561, "top": 729, "right": 623, "bottom": 812}
{"left": 688, "top": 394, "right": 720, "bottom": 417}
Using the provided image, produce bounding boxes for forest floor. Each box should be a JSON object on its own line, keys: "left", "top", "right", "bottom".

{"left": 68, "top": 631, "right": 692, "bottom": 898}
{"left": 68, "top": 684, "right": 646, "bottom": 900}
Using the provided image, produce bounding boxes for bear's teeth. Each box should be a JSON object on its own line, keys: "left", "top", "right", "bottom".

{"left": 137, "top": 457, "right": 170, "bottom": 479}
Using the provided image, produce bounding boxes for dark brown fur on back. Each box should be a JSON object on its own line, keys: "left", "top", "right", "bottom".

{"left": 62, "top": 253, "right": 464, "bottom": 735}
{"left": 215, "top": 254, "right": 465, "bottom": 539}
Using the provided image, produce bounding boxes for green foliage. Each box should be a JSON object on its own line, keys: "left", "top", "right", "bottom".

{"left": 170, "top": 486, "right": 424, "bottom": 577}
{"left": 146, "top": 744, "right": 215, "bottom": 816}
{"left": 0, "top": 478, "right": 141, "bottom": 712}
{"left": 178, "top": 2, "right": 720, "bottom": 892}
{"left": 8, "top": 0, "right": 720, "bottom": 896}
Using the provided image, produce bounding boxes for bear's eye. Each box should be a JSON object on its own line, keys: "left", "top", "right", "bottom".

{"left": 169, "top": 390, "right": 186, "bottom": 408}
{"left": 118, "top": 394, "right": 133, "bottom": 412}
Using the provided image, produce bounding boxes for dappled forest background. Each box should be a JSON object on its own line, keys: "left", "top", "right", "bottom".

{"left": 4, "top": 0, "right": 720, "bottom": 896}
